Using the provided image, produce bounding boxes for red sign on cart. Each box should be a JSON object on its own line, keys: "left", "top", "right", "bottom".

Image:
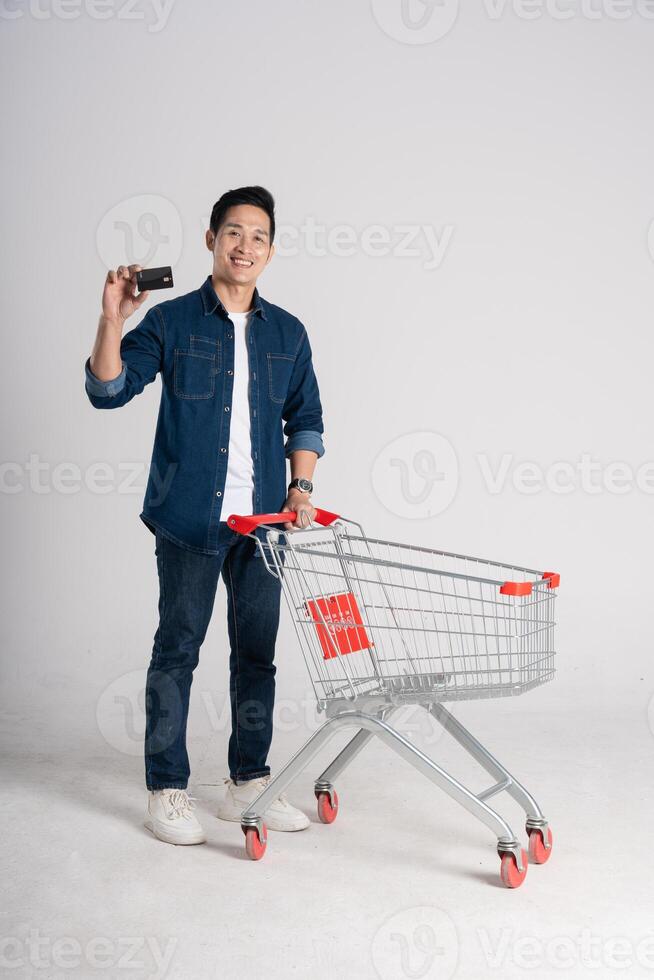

{"left": 304, "top": 592, "right": 372, "bottom": 660}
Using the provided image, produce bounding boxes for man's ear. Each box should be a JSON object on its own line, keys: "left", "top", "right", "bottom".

{"left": 205, "top": 229, "right": 215, "bottom": 251}
{"left": 266, "top": 243, "right": 275, "bottom": 266}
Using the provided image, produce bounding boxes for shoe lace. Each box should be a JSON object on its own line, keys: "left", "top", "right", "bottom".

{"left": 164, "top": 789, "right": 198, "bottom": 821}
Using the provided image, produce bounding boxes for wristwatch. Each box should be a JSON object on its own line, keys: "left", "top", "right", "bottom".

{"left": 288, "top": 477, "right": 313, "bottom": 495}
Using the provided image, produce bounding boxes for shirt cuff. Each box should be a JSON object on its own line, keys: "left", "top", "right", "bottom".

{"left": 284, "top": 429, "right": 325, "bottom": 459}
{"left": 85, "top": 357, "right": 127, "bottom": 398}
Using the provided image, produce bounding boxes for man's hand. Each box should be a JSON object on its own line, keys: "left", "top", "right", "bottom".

{"left": 102, "top": 264, "right": 150, "bottom": 326}
{"left": 281, "top": 489, "right": 317, "bottom": 531}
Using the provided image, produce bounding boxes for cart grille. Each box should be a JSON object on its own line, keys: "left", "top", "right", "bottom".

{"left": 267, "top": 524, "right": 557, "bottom": 705}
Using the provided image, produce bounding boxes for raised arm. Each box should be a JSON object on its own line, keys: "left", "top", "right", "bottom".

{"left": 85, "top": 264, "right": 163, "bottom": 409}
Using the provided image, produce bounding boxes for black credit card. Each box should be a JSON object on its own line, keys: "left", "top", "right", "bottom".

{"left": 136, "top": 266, "right": 174, "bottom": 291}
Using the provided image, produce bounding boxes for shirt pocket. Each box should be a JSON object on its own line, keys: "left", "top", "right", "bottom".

{"left": 266, "top": 352, "right": 296, "bottom": 405}
{"left": 190, "top": 335, "right": 222, "bottom": 370}
{"left": 174, "top": 348, "right": 217, "bottom": 400}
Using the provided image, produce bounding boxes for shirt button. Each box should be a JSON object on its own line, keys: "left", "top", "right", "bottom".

{"left": 216, "top": 491, "right": 222, "bottom": 497}
{"left": 224, "top": 406, "right": 230, "bottom": 412}
{"left": 227, "top": 369, "right": 233, "bottom": 375}
{"left": 227, "top": 333, "right": 233, "bottom": 339}
{"left": 220, "top": 448, "right": 227, "bottom": 453}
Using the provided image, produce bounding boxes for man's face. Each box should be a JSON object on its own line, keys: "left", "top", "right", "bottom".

{"left": 206, "top": 204, "right": 274, "bottom": 286}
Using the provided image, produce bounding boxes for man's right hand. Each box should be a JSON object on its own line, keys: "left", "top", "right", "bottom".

{"left": 102, "top": 264, "right": 150, "bottom": 326}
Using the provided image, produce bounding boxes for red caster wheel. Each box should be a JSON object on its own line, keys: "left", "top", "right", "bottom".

{"left": 242, "top": 823, "right": 267, "bottom": 861}
{"left": 499, "top": 848, "right": 528, "bottom": 888}
{"left": 527, "top": 827, "right": 553, "bottom": 864}
{"left": 316, "top": 790, "right": 339, "bottom": 824}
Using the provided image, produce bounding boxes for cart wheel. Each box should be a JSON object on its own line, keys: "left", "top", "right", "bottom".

{"left": 527, "top": 827, "right": 553, "bottom": 864}
{"left": 499, "top": 848, "right": 528, "bottom": 888}
{"left": 316, "top": 790, "right": 339, "bottom": 824}
{"left": 242, "top": 824, "right": 267, "bottom": 861}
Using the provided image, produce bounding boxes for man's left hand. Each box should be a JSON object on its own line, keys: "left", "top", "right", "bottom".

{"left": 281, "top": 490, "right": 317, "bottom": 531}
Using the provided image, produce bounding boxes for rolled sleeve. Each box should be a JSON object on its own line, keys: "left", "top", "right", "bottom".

{"left": 284, "top": 429, "right": 325, "bottom": 459}
{"left": 85, "top": 357, "right": 127, "bottom": 398}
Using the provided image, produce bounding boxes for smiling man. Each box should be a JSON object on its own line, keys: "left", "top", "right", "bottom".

{"left": 84, "top": 186, "right": 325, "bottom": 844}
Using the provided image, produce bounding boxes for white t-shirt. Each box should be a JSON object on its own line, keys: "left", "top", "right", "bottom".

{"left": 219, "top": 310, "right": 254, "bottom": 520}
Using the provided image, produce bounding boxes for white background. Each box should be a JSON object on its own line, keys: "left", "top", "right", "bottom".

{"left": 2, "top": 2, "right": 654, "bottom": 979}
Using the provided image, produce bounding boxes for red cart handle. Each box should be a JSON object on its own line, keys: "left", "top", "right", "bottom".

{"left": 227, "top": 508, "right": 341, "bottom": 535}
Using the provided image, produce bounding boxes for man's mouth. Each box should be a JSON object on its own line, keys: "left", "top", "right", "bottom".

{"left": 230, "top": 256, "right": 253, "bottom": 268}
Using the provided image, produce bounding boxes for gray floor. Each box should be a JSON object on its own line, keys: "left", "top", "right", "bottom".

{"left": 3, "top": 690, "right": 654, "bottom": 980}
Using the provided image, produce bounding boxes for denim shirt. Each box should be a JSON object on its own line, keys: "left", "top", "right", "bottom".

{"left": 84, "top": 275, "right": 325, "bottom": 555}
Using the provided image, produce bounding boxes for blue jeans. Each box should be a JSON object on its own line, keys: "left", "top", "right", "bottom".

{"left": 144, "top": 523, "right": 282, "bottom": 790}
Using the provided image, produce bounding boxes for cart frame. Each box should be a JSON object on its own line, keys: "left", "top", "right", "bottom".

{"left": 227, "top": 508, "right": 559, "bottom": 886}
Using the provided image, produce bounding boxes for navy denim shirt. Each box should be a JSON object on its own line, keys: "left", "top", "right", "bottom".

{"left": 84, "top": 275, "right": 325, "bottom": 555}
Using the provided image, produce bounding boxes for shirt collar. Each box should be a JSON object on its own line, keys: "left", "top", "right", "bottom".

{"left": 200, "top": 275, "right": 267, "bottom": 321}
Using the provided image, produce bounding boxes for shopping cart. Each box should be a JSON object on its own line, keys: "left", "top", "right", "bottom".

{"left": 228, "top": 508, "right": 559, "bottom": 888}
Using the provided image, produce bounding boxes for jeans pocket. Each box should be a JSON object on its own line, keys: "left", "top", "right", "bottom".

{"left": 174, "top": 349, "right": 216, "bottom": 399}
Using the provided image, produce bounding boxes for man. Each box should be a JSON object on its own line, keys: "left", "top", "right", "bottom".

{"left": 85, "top": 186, "right": 325, "bottom": 844}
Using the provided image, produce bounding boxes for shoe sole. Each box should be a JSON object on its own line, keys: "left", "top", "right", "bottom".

{"left": 215, "top": 810, "right": 310, "bottom": 833}
{"left": 144, "top": 818, "right": 206, "bottom": 845}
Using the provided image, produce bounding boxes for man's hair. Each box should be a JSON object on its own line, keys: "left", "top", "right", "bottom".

{"left": 209, "top": 185, "right": 276, "bottom": 244}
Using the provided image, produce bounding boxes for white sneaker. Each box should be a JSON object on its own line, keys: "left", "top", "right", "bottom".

{"left": 144, "top": 789, "right": 206, "bottom": 845}
{"left": 216, "top": 775, "right": 310, "bottom": 832}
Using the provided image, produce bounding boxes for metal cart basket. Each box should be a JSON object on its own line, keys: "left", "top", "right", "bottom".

{"left": 228, "top": 508, "right": 559, "bottom": 888}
